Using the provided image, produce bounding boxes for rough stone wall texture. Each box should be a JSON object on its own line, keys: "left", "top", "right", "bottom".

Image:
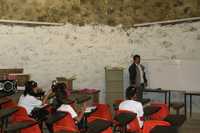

{"left": 0, "top": 0, "right": 200, "bottom": 26}
{"left": 0, "top": 22, "right": 200, "bottom": 112}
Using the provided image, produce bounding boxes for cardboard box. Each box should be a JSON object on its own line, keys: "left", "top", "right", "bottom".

{"left": 8, "top": 74, "right": 30, "bottom": 86}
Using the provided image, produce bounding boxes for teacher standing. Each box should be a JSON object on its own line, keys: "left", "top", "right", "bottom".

{"left": 129, "top": 55, "right": 147, "bottom": 100}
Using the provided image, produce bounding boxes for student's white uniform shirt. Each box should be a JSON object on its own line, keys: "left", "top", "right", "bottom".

{"left": 119, "top": 100, "right": 144, "bottom": 128}
{"left": 57, "top": 104, "right": 78, "bottom": 118}
{"left": 18, "top": 94, "right": 42, "bottom": 115}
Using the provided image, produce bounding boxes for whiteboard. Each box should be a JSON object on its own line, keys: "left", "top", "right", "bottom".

{"left": 143, "top": 60, "right": 200, "bottom": 92}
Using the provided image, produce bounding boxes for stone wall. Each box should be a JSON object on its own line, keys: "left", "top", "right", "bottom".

{"left": 0, "top": 21, "right": 200, "bottom": 111}
{"left": 0, "top": 0, "right": 200, "bottom": 26}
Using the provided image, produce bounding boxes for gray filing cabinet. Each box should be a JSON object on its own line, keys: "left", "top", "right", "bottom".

{"left": 105, "top": 67, "right": 124, "bottom": 109}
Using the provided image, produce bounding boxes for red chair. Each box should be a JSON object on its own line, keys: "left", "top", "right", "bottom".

{"left": 87, "top": 119, "right": 113, "bottom": 133}
{"left": 87, "top": 104, "right": 112, "bottom": 123}
{"left": 149, "top": 103, "right": 169, "bottom": 120}
{"left": 53, "top": 112, "right": 113, "bottom": 133}
{"left": 114, "top": 110, "right": 141, "bottom": 133}
{"left": 53, "top": 113, "right": 79, "bottom": 133}
{"left": 10, "top": 106, "right": 41, "bottom": 133}
{"left": 143, "top": 120, "right": 171, "bottom": 133}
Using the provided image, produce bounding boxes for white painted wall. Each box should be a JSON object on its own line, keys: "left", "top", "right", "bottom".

{"left": 0, "top": 22, "right": 200, "bottom": 111}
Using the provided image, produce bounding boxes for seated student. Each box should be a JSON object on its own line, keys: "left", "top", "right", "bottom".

{"left": 18, "top": 80, "right": 51, "bottom": 115}
{"left": 52, "top": 83, "right": 86, "bottom": 123}
{"left": 119, "top": 86, "right": 144, "bottom": 128}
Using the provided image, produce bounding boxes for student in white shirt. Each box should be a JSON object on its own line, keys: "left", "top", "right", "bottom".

{"left": 119, "top": 86, "right": 144, "bottom": 128}
{"left": 18, "top": 80, "right": 51, "bottom": 115}
{"left": 52, "top": 83, "right": 86, "bottom": 122}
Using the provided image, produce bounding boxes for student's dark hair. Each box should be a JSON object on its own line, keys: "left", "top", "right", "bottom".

{"left": 52, "top": 83, "right": 68, "bottom": 111}
{"left": 54, "top": 83, "right": 67, "bottom": 102}
{"left": 24, "top": 80, "right": 38, "bottom": 96}
{"left": 133, "top": 54, "right": 140, "bottom": 60}
{"left": 126, "top": 86, "right": 137, "bottom": 100}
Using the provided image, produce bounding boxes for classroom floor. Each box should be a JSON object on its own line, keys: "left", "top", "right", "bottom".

{"left": 179, "top": 113, "right": 200, "bottom": 133}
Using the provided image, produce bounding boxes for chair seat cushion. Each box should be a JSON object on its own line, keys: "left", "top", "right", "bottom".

{"left": 164, "top": 114, "right": 185, "bottom": 127}
{"left": 87, "top": 119, "right": 112, "bottom": 133}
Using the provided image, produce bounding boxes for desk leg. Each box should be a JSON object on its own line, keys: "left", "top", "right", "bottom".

{"left": 184, "top": 94, "right": 187, "bottom": 119}
{"left": 190, "top": 95, "right": 192, "bottom": 117}
{"left": 168, "top": 91, "right": 171, "bottom": 110}
{"left": 1, "top": 119, "right": 4, "bottom": 133}
{"left": 84, "top": 116, "right": 88, "bottom": 130}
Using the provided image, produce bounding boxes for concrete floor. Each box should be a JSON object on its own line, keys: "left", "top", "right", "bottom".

{"left": 179, "top": 113, "right": 200, "bottom": 133}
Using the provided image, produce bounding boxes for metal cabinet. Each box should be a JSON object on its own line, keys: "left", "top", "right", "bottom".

{"left": 105, "top": 67, "right": 124, "bottom": 109}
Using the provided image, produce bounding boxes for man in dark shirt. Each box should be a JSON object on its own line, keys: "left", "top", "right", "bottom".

{"left": 129, "top": 55, "right": 147, "bottom": 100}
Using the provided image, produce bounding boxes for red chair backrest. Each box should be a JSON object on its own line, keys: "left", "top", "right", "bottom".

{"left": 87, "top": 104, "right": 113, "bottom": 123}
{"left": 10, "top": 106, "right": 41, "bottom": 133}
{"left": 53, "top": 113, "right": 79, "bottom": 133}
{"left": 149, "top": 103, "right": 169, "bottom": 120}
{"left": 115, "top": 110, "right": 141, "bottom": 133}
{"left": 11, "top": 106, "right": 32, "bottom": 122}
{"left": 143, "top": 120, "right": 171, "bottom": 133}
